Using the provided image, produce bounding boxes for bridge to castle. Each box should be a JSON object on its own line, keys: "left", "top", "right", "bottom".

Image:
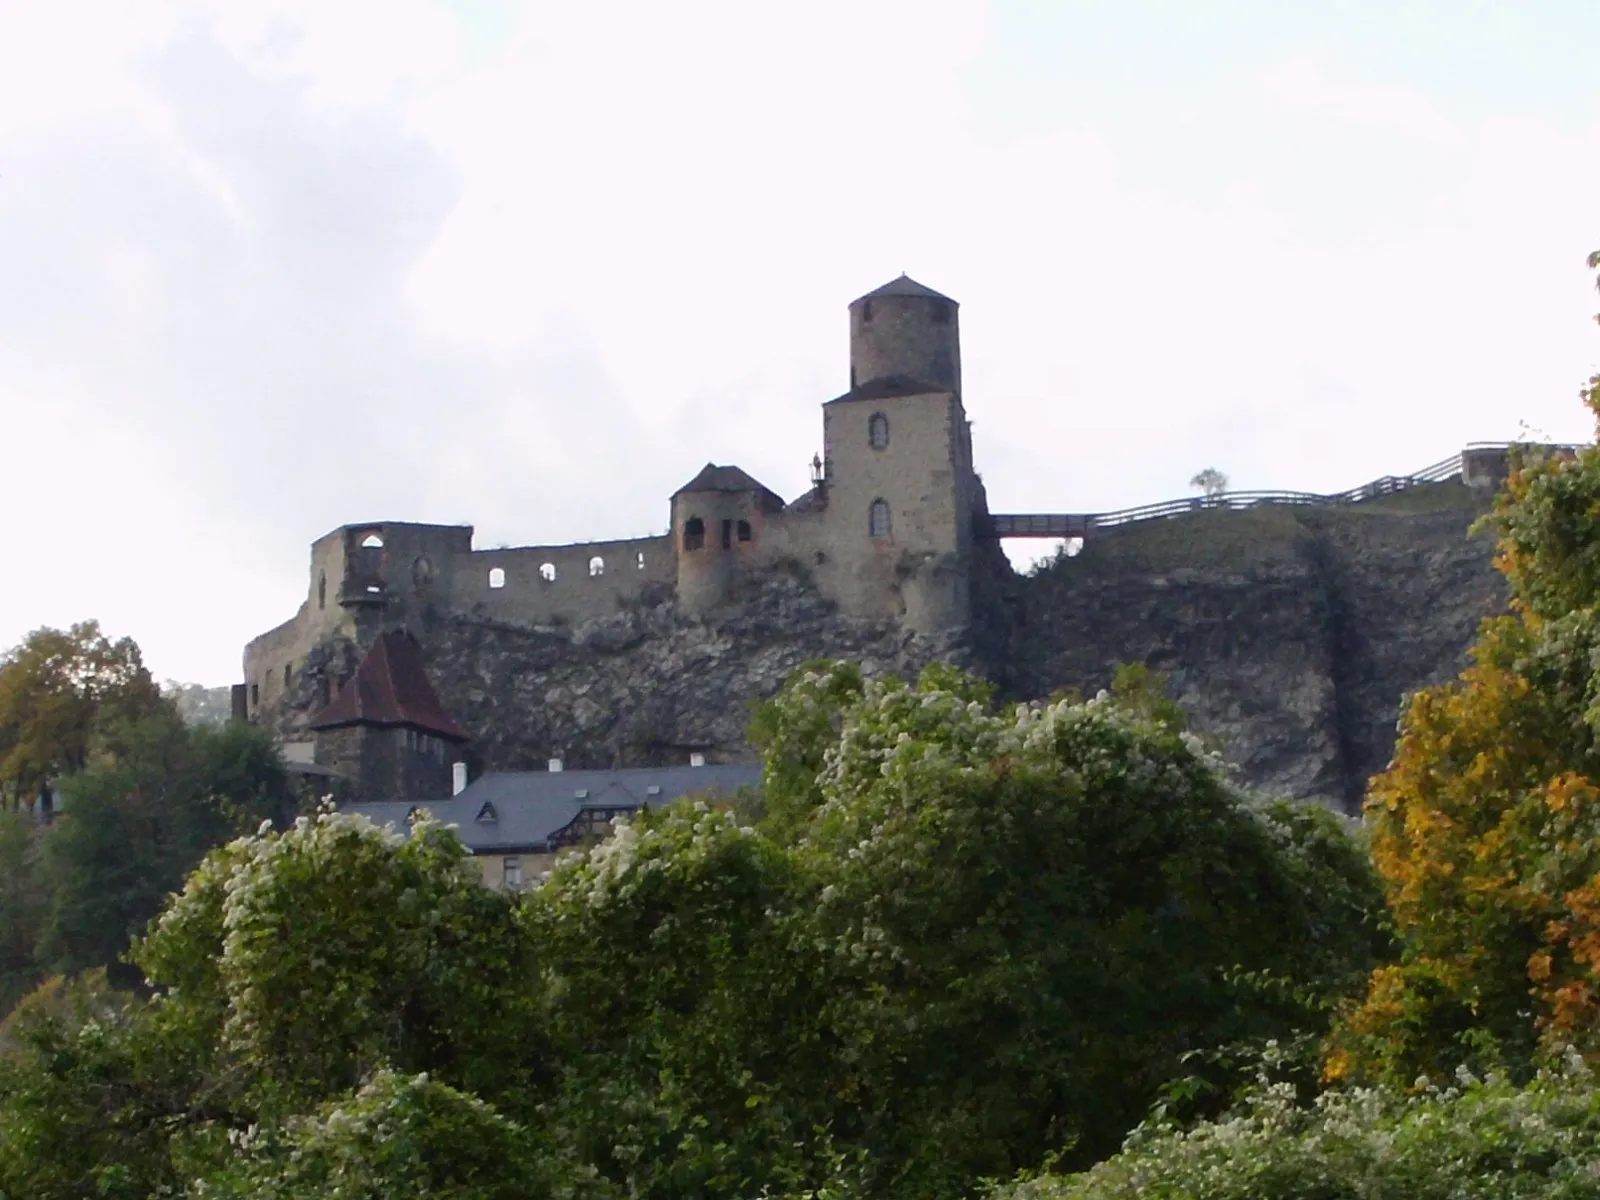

{"left": 981, "top": 444, "right": 1579, "bottom": 539}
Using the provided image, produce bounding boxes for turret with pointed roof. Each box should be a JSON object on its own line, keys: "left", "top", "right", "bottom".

{"left": 845, "top": 273, "right": 961, "bottom": 398}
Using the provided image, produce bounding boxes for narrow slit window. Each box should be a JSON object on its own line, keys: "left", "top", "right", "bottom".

{"left": 637, "top": 551, "right": 646, "bottom": 570}
{"left": 721, "top": 519, "right": 733, "bottom": 550}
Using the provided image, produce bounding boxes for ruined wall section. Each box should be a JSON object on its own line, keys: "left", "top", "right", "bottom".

{"left": 451, "top": 534, "right": 676, "bottom": 625}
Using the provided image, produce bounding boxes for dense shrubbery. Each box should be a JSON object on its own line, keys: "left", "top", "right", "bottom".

{"left": 999, "top": 1055, "right": 1600, "bottom": 1200}
{"left": 0, "top": 662, "right": 1385, "bottom": 1199}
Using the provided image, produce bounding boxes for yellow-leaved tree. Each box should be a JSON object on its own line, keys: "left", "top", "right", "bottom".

{"left": 1329, "top": 250, "right": 1600, "bottom": 1086}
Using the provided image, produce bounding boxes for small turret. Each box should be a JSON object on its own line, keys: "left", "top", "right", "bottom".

{"left": 847, "top": 274, "right": 960, "bottom": 396}
{"left": 671, "top": 464, "right": 785, "bottom": 613}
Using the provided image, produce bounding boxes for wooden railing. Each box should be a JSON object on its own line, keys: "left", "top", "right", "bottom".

{"left": 983, "top": 443, "right": 1583, "bottom": 539}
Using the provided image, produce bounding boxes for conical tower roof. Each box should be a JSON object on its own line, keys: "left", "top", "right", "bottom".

{"left": 852, "top": 274, "right": 955, "bottom": 305}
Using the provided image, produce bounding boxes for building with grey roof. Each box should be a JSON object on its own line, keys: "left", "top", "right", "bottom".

{"left": 344, "top": 761, "right": 763, "bottom": 889}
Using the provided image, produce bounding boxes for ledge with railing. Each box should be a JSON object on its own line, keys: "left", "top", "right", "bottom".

{"left": 982, "top": 443, "right": 1588, "bottom": 539}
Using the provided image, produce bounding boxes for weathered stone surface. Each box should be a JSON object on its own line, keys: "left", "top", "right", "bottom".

{"left": 998, "top": 483, "right": 1504, "bottom": 809}
{"left": 264, "top": 482, "right": 1506, "bottom": 813}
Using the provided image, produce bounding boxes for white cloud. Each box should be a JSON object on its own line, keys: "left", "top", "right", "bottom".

{"left": 1262, "top": 55, "right": 1467, "bottom": 147}
{"left": 0, "top": 1, "right": 1596, "bottom": 683}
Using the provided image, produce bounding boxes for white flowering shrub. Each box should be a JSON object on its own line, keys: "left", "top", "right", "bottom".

{"left": 996, "top": 1056, "right": 1600, "bottom": 1200}
{"left": 195, "top": 1069, "right": 550, "bottom": 1200}
{"left": 133, "top": 808, "right": 543, "bottom": 1112}
{"left": 750, "top": 662, "right": 1387, "bottom": 1190}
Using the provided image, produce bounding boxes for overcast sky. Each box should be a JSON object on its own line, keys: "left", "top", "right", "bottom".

{"left": 3, "top": 0, "right": 1598, "bottom": 685}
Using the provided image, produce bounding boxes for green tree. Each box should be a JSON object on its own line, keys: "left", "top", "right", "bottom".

{"left": 0, "top": 622, "right": 164, "bottom": 812}
{"left": 758, "top": 662, "right": 1385, "bottom": 1187}
{"left": 1327, "top": 252, "right": 1600, "bottom": 1088}
{"left": 36, "top": 710, "right": 297, "bottom": 986}
{"left": 1189, "top": 466, "right": 1229, "bottom": 498}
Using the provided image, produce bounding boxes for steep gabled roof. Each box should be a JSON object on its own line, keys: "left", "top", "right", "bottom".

{"left": 309, "top": 631, "right": 469, "bottom": 742}
{"left": 852, "top": 274, "right": 954, "bottom": 304}
{"left": 672, "top": 463, "right": 786, "bottom": 511}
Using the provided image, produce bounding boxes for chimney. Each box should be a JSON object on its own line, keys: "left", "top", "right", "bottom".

{"left": 689, "top": 752, "right": 705, "bottom": 767}
{"left": 548, "top": 757, "right": 564, "bottom": 773}
{"left": 452, "top": 761, "right": 468, "bottom": 796}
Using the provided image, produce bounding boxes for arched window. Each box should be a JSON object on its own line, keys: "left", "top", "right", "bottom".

{"left": 589, "top": 556, "right": 604, "bottom": 577}
{"left": 488, "top": 567, "right": 506, "bottom": 589}
{"left": 412, "top": 556, "right": 433, "bottom": 587}
{"left": 868, "top": 412, "right": 889, "bottom": 450}
{"left": 869, "top": 498, "right": 892, "bottom": 539}
{"left": 317, "top": 570, "right": 326, "bottom": 610}
{"left": 736, "top": 520, "right": 752, "bottom": 543}
{"left": 539, "top": 562, "right": 557, "bottom": 581}
{"left": 683, "top": 516, "right": 705, "bottom": 551}
{"left": 636, "top": 551, "right": 646, "bottom": 570}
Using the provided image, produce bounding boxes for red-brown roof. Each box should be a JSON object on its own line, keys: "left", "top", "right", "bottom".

{"left": 309, "top": 631, "right": 468, "bottom": 742}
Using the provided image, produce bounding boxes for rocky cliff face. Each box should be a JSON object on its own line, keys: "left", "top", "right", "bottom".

{"left": 997, "top": 482, "right": 1505, "bottom": 809}
{"left": 269, "top": 483, "right": 1506, "bottom": 812}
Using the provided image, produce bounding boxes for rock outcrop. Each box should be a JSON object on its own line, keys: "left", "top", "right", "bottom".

{"left": 269, "top": 482, "right": 1506, "bottom": 812}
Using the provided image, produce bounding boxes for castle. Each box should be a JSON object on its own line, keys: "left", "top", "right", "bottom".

{"left": 244, "top": 274, "right": 1541, "bottom": 812}
{"left": 244, "top": 275, "right": 997, "bottom": 793}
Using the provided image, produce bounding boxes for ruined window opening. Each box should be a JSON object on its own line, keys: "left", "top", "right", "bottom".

{"left": 589, "top": 556, "right": 604, "bottom": 577}
{"left": 283, "top": 664, "right": 291, "bottom": 691}
{"left": 861, "top": 299, "right": 873, "bottom": 323}
{"left": 489, "top": 567, "right": 506, "bottom": 589}
{"left": 931, "top": 298, "right": 951, "bottom": 324}
{"left": 636, "top": 551, "right": 645, "bottom": 570}
{"left": 736, "top": 520, "right": 752, "bottom": 542}
{"left": 721, "top": 519, "right": 733, "bottom": 550}
{"left": 317, "top": 571, "right": 326, "bottom": 610}
{"left": 540, "top": 562, "right": 557, "bottom": 582}
{"left": 412, "top": 556, "right": 433, "bottom": 588}
{"left": 361, "top": 533, "right": 384, "bottom": 549}
{"left": 683, "top": 516, "right": 705, "bottom": 552}
{"left": 869, "top": 412, "right": 889, "bottom": 450}
{"left": 503, "top": 857, "right": 523, "bottom": 890}
{"left": 869, "top": 498, "right": 892, "bottom": 539}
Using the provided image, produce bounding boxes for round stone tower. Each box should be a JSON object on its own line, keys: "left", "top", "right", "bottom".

{"left": 847, "top": 274, "right": 960, "bottom": 395}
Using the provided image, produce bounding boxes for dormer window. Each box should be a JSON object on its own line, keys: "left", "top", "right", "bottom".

{"left": 476, "top": 802, "right": 498, "bottom": 823}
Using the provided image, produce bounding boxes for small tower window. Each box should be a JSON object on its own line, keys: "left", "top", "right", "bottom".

{"left": 930, "top": 298, "right": 952, "bottom": 324}
{"left": 317, "top": 570, "right": 326, "bottom": 610}
{"left": 736, "top": 520, "right": 752, "bottom": 542}
{"left": 589, "top": 556, "right": 604, "bottom": 577}
{"left": 250, "top": 683, "right": 259, "bottom": 707}
{"left": 488, "top": 567, "right": 506, "bottom": 589}
{"left": 861, "top": 299, "right": 873, "bottom": 324}
{"left": 683, "top": 516, "right": 705, "bottom": 551}
{"left": 721, "top": 519, "right": 733, "bottom": 550}
{"left": 540, "top": 562, "right": 557, "bottom": 582}
{"left": 868, "top": 412, "right": 889, "bottom": 450}
{"left": 869, "top": 498, "right": 892, "bottom": 539}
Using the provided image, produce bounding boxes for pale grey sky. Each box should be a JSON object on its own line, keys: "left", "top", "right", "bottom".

{"left": 2, "top": 0, "right": 1597, "bottom": 683}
